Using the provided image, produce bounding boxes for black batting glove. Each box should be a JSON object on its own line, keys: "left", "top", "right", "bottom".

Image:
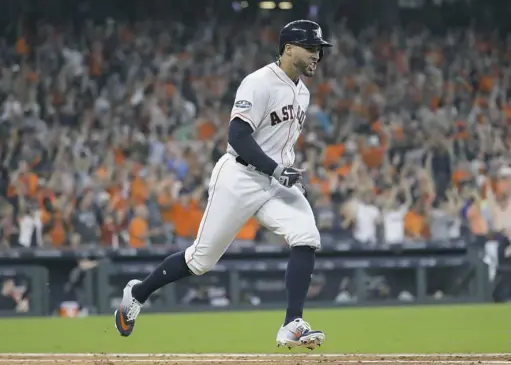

{"left": 273, "top": 165, "right": 303, "bottom": 188}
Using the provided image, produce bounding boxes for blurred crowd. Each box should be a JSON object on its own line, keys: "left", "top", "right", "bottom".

{"left": 1, "top": 14, "right": 511, "bottom": 250}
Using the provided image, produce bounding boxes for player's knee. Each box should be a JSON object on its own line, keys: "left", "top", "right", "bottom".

{"left": 185, "top": 259, "right": 214, "bottom": 276}
{"left": 184, "top": 247, "right": 217, "bottom": 276}
{"left": 288, "top": 227, "right": 321, "bottom": 250}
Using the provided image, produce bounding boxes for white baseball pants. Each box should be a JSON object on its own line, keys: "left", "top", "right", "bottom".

{"left": 184, "top": 154, "right": 320, "bottom": 275}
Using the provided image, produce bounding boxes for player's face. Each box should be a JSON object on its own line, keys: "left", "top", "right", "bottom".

{"left": 292, "top": 45, "right": 321, "bottom": 77}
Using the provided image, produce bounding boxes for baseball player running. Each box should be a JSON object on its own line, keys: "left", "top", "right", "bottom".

{"left": 115, "top": 20, "right": 333, "bottom": 350}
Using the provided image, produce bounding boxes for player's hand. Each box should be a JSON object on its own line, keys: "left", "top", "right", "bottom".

{"left": 273, "top": 165, "right": 303, "bottom": 188}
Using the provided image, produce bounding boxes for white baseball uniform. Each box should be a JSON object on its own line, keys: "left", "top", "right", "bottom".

{"left": 184, "top": 62, "right": 320, "bottom": 276}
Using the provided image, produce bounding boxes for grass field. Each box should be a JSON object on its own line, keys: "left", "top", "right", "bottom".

{"left": 0, "top": 303, "right": 509, "bottom": 354}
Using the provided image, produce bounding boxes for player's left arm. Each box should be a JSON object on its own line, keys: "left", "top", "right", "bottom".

{"left": 228, "top": 118, "right": 278, "bottom": 176}
{"left": 229, "top": 119, "right": 302, "bottom": 188}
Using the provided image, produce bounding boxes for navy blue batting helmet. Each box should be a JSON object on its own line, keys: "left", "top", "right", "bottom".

{"left": 279, "top": 20, "right": 332, "bottom": 61}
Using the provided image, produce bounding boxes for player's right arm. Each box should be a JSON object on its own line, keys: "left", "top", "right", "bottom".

{"left": 228, "top": 76, "right": 301, "bottom": 188}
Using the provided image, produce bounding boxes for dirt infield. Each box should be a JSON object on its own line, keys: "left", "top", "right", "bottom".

{"left": 1, "top": 353, "right": 511, "bottom": 365}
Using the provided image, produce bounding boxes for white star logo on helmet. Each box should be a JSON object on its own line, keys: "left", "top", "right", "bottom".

{"left": 313, "top": 28, "right": 322, "bottom": 39}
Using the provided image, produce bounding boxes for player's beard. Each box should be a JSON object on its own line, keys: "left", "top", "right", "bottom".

{"left": 299, "top": 58, "right": 316, "bottom": 77}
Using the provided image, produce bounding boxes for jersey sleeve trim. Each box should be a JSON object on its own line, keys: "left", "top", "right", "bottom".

{"left": 230, "top": 112, "right": 256, "bottom": 131}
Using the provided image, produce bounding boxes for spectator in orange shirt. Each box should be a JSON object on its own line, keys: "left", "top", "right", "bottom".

{"left": 171, "top": 187, "right": 204, "bottom": 239}
{"left": 42, "top": 198, "right": 69, "bottom": 248}
{"left": 404, "top": 201, "right": 431, "bottom": 240}
{"left": 129, "top": 172, "right": 149, "bottom": 206}
{"left": 360, "top": 136, "right": 386, "bottom": 169}
{"left": 128, "top": 205, "right": 163, "bottom": 248}
{"left": 7, "top": 160, "right": 39, "bottom": 200}
{"left": 129, "top": 205, "right": 150, "bottom": 248}
{"left": 157, "top": 178, "right": 174, "bottom": 225}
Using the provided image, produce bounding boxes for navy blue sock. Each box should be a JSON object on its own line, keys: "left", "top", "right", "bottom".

{"left": 284, "top": 246, "right": 316, "bottom": 326}
{"left": 131, "top": 251, "right": 192, "bottom": 304}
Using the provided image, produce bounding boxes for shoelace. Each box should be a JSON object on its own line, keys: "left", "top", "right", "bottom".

{"left": 126, "top": 298, "right": 141, "bottom": 321}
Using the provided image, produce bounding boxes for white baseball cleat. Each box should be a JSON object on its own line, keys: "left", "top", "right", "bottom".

{"left": 114, "top": 279, "right": 143, "bottom": 337}
{"left": 276, "top": 318, "right": 325, "bottom": 350}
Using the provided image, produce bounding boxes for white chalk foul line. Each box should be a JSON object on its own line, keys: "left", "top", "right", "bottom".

{"left": 0, "top": 359, "right": 510, "bottom": 364}
{"left": 1, "top": 353, "right": 510, "bottom": 358}
{"left": 0, "top": 354, "right": 510, "bottom": 364}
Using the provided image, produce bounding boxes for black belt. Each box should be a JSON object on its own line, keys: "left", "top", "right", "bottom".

{"left": 235, "top": 156, "right": 262, "bottom": 173}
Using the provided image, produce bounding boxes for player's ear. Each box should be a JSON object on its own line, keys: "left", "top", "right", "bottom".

{"left": 285, "top": 44, "right": 293, "bottom": 57}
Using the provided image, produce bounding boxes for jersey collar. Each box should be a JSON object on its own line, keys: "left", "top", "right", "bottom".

{"left": 268, "top": 62, "right": 301, "bottom": 90}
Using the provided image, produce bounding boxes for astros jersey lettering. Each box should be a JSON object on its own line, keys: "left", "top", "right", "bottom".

{"left": 227, "top": 62, "right": 310, "bottom": 167}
